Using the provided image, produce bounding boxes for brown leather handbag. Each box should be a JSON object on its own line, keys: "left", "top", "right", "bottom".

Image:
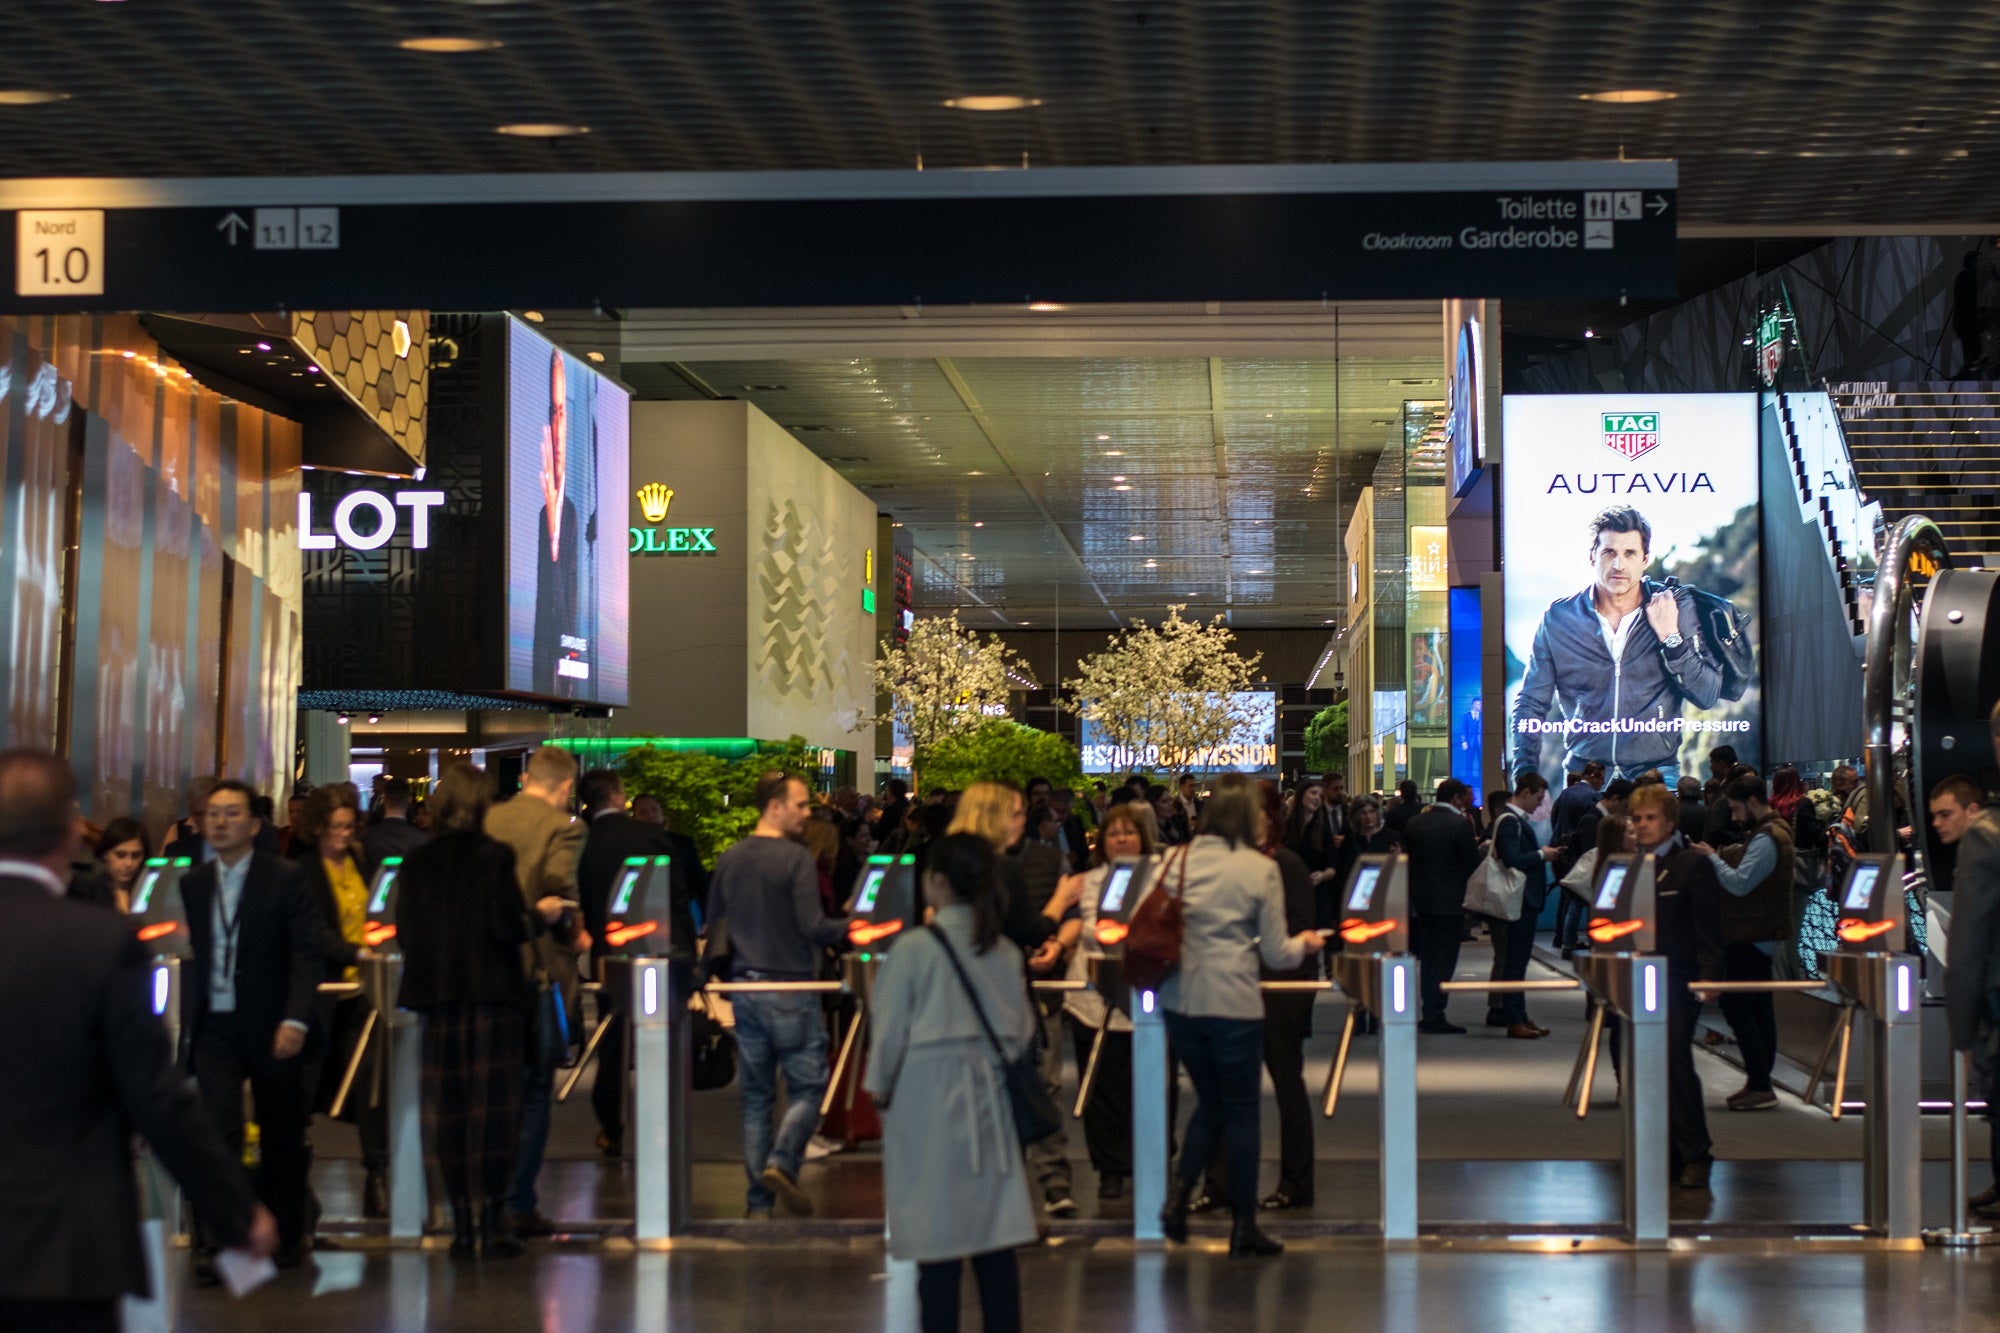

{"left": 1122, "top": 844, "right": 1190, "bottom": 992}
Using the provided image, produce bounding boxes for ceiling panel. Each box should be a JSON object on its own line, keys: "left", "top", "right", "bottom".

{"left": 0, "top": 2, "right": 1993, "bottom": 227}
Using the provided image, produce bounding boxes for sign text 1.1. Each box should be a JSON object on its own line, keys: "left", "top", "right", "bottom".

{"left": 630, "top": 526, "right": 717, "bottom": 555}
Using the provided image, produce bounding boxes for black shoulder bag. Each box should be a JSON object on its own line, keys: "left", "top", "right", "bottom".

{"left": 925, "top": 924, "right": 1062, "bottom": 1147}
{"left": 1660, "top": 575, "right": 1756, "bottom": 702}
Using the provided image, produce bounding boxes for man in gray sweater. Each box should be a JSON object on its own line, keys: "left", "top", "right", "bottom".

{"left": 708, "top": 770, "right": 847, "bottom": 1217}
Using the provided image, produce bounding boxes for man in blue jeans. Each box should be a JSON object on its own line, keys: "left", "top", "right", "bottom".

{"left": 707, "top": 771, "right": 847, "bottom": 1217}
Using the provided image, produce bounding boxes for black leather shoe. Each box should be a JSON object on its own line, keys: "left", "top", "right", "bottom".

{"left": 1228, "top": 1215, "right": 1285, "bottom": 1257}
{"left": 1160, "top": 1180, "right": 1191, "bottom": 1244}
{"left": 1419, "top": 1020, "right": 1468, "bottom": 1035}
{"left": 507, "top": 1209, "right": 557, "bottom": 1238}
{"left": 482, "top": 1202, "right": 524, "bottom": 1258}
{"left": 596, "top": 1131, "right": 624, "bottom": 1159}
{"left": 1258, "top": 1190, "right": 1311, "bottom": 1211}
{"left": 1675, "top": 1157, "right": 1714, "bottom": 1191}
{"left": 449, "top": 1200, "right": 476, "bottom": 1259}
{"left": 1186, "top": 1190, "right": 1227, "bottom": 1214}
{"left": 1485, "top": 1008, "right": 1511, "bottom": 1028}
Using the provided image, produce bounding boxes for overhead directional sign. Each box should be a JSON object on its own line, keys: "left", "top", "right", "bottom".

{"left": 0, "top": 162, "right": 1676, "bottom": 312}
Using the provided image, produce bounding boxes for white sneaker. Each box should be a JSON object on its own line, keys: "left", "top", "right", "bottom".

{"left": 804, "top": 1133, "right": 844, "bottom": 1162}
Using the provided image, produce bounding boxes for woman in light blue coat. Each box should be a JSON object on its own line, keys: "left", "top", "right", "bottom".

{"left": 867, "top": 832, "right": 1036, "bottom": 1333}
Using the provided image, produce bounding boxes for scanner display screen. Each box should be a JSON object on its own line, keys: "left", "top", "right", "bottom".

{"left": 853, "top": 866, "right": 888, "bottom": 915}
{"left": 1346, "top": 865, "right": 1382, "bottom": 912}
{"left": 1594, "top": 863, "right": 1628, "bottom": 912}
{"left": 1844, "top": 864, "right": 1880, "bottom": 913}
{"left": 609, "top": 869, "right": 641, "bottom": 916}
{"left": 1099, "top": 865, "right": 1136, "bottom": 915}
{"left": 132, "top": 865, "right": 164, "bottom": 915}
{"left": 368, "top": 867, "right": 399, "bottom": 914}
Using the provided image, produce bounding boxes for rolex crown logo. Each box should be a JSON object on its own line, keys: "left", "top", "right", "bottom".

{"left": 637, "top": 483, "right": 674, "bottom": 524}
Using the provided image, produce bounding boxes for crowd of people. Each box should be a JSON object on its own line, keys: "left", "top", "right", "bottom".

{"left": 18, "top": 733, "right": 2000, "bottom": 1333}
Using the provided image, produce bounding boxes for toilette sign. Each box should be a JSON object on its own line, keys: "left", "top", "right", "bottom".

{"left": 298, "top": 489, "right": 446, "bottom": 550}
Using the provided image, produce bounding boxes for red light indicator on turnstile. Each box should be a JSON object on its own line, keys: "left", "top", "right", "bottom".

{"left": 1587, "top": 917, "right": 1646, "bottom": 945}
{"left": 1837, "top": 917, "right": 1896, "bottom": 944}
{"left": 362, "top": 923, "right": 398, "bottom": 948}
{"left": 606, "top": 920, "right": 659, "bottom": 948}
{"left": 1095, "top": 921, "right": 1129, "bottom": 946}
{"left": 136, "top": 921, "right": 179, "bottom": 943}
{"left": 848, "top": 918, "right": 904, "bottom": 947}
{"left": 1338, "top": 917, "right": 1398, "bottom": 945}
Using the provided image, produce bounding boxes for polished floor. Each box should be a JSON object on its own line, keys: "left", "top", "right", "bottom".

{"left": 167, "top": 1238, "right": 2000, "bottom": 1332}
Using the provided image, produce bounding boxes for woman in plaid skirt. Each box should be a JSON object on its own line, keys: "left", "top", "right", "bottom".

{"left": 396, "top": 763, "right": 570, "bottom": 1258}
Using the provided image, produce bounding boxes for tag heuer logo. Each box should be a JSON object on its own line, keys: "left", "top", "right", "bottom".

{"left": 1602, "top": 411, "right": 1661, "bottom": 460}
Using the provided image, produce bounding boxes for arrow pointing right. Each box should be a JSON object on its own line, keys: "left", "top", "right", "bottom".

{"left": 1647, "top": 195, "right": 1670, "bottom": 216}
{"left": 216, "top": 212, "right": 248, "bottom": 245}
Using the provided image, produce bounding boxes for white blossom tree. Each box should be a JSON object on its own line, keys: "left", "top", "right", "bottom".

{"left": 1067, "top": 605, "right": 1264, "bottom": 773}
{"left": 871, "top": 613, "right": 1024, "bottom": 769}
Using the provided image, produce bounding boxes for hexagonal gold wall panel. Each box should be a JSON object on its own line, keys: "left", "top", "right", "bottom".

{"left": 290, "top": 310, "right": 428, "bottom": 467}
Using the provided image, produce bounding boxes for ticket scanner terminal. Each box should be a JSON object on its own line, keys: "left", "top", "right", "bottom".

{"left": 1320, "top": 853, "right": 1418, "bottom": 1241}
{"left": 823, "top": 853, "right": 921, "bottom": 1130}
{"left": 1563, "top": 851, "right": 1669, "bottom": 1245}
{"left": 603, "top": 855, "right": 673, "bottom": 956}
{"left": 128, "top": 856, "right": 194, "bottom": 1241}
{"left": 1806, "top": 852, "right": 1921, "bottom": 1243}
{"left": 336, "top": 855, "right": 425, "bottom": 1239}
{"left": 1073, "top": 857, "right": 1154, "bottom": 1121}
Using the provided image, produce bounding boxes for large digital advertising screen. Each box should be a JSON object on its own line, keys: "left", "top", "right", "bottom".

{"left": 505, "top": 318, "right": 631, "bottom": 705}
{"left": 1078, "top": 692, "right": 1277, "bottom": 775}
{"left": 1502, "top": 394, "right": 1761, "bottom": 787}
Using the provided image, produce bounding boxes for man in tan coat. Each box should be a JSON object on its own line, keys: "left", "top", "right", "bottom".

{"left": 484, "top": 746, "right": 585, "bottom": 1237}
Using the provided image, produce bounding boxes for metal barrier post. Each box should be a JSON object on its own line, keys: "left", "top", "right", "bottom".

{"left": 1871, "top": 956, "right": 1922, "bottom": 1243}
{"left": 145, "top": 956, "right": 185, "bottom": 1242}
{"left": 1621, "top": 958, "right": 1667, "bottom": 1247}
{"left": 1131, "top": 987, "right": 1168, "bottom": 1243}
{"left": 1377, "top": 955, "right": 1418, "bottom": 1242}
{"left": 1925, "top": 1050, "right": 2000, "bottom": 1247}
{"left": 632, "top": 957, "right": 687, "bottom": 1243}
{"left": 373, "top": 959, "right": 425, "bottom": 1242}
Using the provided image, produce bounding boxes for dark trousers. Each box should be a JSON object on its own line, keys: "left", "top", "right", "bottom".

{"left": 1413, "top": 913, "right": 1464, "bottom": 1025}
{"left": 1667, "top": 970, "right": 1714, "bottom": 1170}
{"left": 1165, "top": 1012, "right": 1263, "bottom": 1218}
{"left": 420, "top": 1002, "right": 527, "bottom": 1202}
{"left": 0, "top": 1300, "right": 118, "bottom": 1333}
{"left": 1488, "top": 888, "right": 1545, "bottom": 1024}
{"left": 1719, "top": 942, "right": 1778, "bottom": 1093}
{"left": 192, "top": 1011, "right": 310, "bottom": 1249}
{"left": 592, "top": 1004, "right": 628, "bottom": 1144}
{"left": 917, "top": 1249, "right": 1021, "bottom": 1333}
{"left": 1553, "top": 888, "right": 1587, "bottom": 951}
{"left": 1262, "top": 992, "right": 1315, "bottom": 1200}
{"left": 1067, "top": 1016, "right": 1132, "bottom": 1178}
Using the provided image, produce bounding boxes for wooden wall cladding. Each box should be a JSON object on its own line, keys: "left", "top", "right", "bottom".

{"left": 0, "top": 313, "right": 303, "bottom": 835}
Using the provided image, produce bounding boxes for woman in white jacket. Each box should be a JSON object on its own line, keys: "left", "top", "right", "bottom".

{"left": 867, "top": 832, "right": 1037, "bottom": 1333}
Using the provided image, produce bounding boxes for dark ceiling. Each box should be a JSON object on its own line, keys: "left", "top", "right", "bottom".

{"left": 0, "top": 1, "right": 1995, "bottom": 228}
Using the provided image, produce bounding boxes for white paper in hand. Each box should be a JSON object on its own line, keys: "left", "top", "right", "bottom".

{"left": 214, "top": 1247, "right": 279, "bottom": 1298}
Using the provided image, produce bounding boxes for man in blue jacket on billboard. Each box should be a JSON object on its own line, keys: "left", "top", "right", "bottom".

{"left": 1512, "top": 505, "right": 1723, "bottom": 787}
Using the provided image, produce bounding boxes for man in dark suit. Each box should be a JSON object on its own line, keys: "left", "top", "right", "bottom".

{"left": 0, "top": 751, "right": 276, "bottom": 1331}
{"left": 1404, "top": 779, "right": 1485, "bottom": 1034}
{"left": 364, "top": 777, "right": 431, "bottom": 870}
{"left": 575, "top": 769, "right": 695, "bottom": 1157}
{"left": 181, "top": 778, "right": 329, "bottom": 1274}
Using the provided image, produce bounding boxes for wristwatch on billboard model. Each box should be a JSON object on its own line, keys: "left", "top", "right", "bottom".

{"left": 1661, "top": 632, "right": 1684, "bottom": 649}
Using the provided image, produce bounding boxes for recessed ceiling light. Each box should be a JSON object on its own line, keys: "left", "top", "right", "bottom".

{"left": 974, "top": 521, "right": 984, "bottom": 527}
{"left": 1113, "top": 484, "right": 1132, "bottom": 492}
{"left": 1249, "top": 569, "right": 1268, "bottom": 575}
{"left": 399, "top": 35, "right": 504, "bottom": 52}
{"left": 968, "top": 470, "right": 984, "bottom": 476}
{"left": 1111, "top": 475, "right": 1126, "bottom": 482}
{"left": 1096, "top": 434, "right": 1111, "bottom": 441}
{"left": 1582, "top": 329, "right": 1596, "bottom": 340}
{"left": 1580, "top": 88, "right": 1677, "bottom": 103}
{"left": 1104, "top": 450, "right": 1124, "bottom": 457}
{"left": 0, "top": 90, "right": 70, "bottom": 106}
{"left": 1019, "top": 621, "right": 1030, "bottom": 625}
{"left": 586, "top": 351, "right": 606, "bottom": 363}
{"left": 1129, "top": 534, "right": 1144, "bottom": 542}
{"left": 497, "top": 122, "right": 590, "bottom": 137}
{"left": 943, "top": 95, "right": 1041, "bottom": 111}
{"left": 522, "top": 310, "right": 545, "bottom": 323}
{"left": 1028, "top": 301, "right": 1066, "bottom": 312}
{"left": 1144, "top": 559, "right": 1158, "bottom": 568}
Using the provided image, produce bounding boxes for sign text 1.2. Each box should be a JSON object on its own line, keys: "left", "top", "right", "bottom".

{"left": 15, "top": 210, "right": 105, "bottom": 297}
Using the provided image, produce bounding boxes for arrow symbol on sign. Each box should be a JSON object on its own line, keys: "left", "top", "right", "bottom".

{"left": 216, "top": 212, "right": 248, "bottom": 245}
{"left": 1647, "top": 195, "right": 1670, "bottom": 216}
